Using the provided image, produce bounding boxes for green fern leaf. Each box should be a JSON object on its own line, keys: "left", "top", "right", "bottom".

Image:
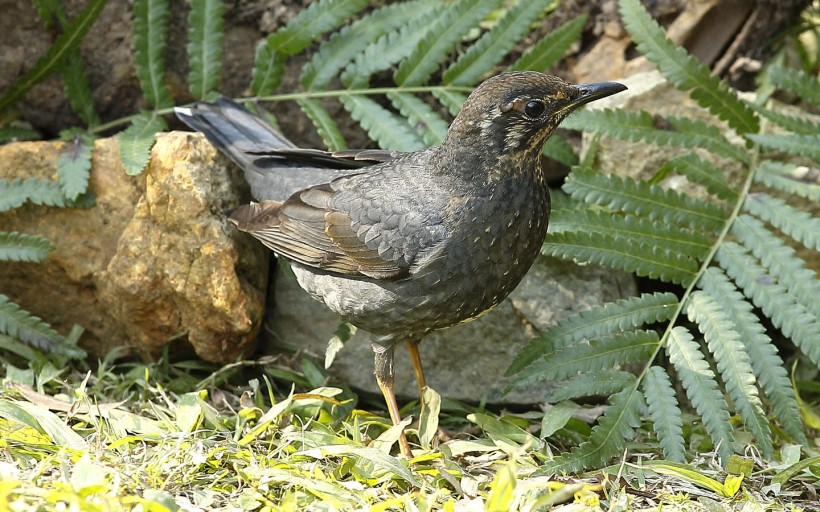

{"left": 660, "top": 153, "right": 738, "bottom": 202}
{"left": 297, "top": 98, "right": 348, "bottom": 151}
{"left": 747, "top": 102, "right": 820, "bottom": 135}
{"left": 250, "top": 42, "right": 284, "bottom": 96}
{"left": 542, "top": 136, "right": 578, "bottom": 167}
{"left": 755, "top": 161, "right": 820, "bottom": 202}
{"left": 618, "top": 0, "right": 758, "bottom": 135}
{"left": 510, "top": 14, "right": 586, "bottom": 72}
{"left": 716, "top": 242, "right": 820, "bottom": 369}
{"left": 743, "top": 193, "right": 819, "bottom": 251}
{"left": 386, "top": 92, "right": 449, "bottom": 146}
{"left": 666, "top": 326, "right": 735, "bottom": 463}
{"left": 508, "top": 292, "right": 676, "bottom": 375}
{"left": 699, "top": 267, "right": 807, "bottom": 445}
{"left": 509, "top": 330, "right": 658, "bottom": 388}
{"left": 545, "top": 370, "right": 636, "bottom": 402}
{"left": 134, "top": 0, "right": 172, "bottom": 109}
{"left": 266, "top": 0, "right": 369, "bottom": 56}
{"left": 432, "top": 90, "right": 467, "bottom": 117}
{"left": 60, "top": 52, "right": 99, "bottom": 127}
{"left": 768, "top": 66, "right": 820, "bottom": 107}
{"left": 687, "top": 291, "right": 772, "bottom": 458}
{"left": 643, "top": 366, "right": 685, "bottom": 462}
{"left": 301, "top": 0, "right": 438, "bottom": 90}
{"left": 564, "top": 168, "right": 729, "bottom": 231}
{"left": 731, "top": 214, "right": 819, "bottom": 317}
{"left": 57, "top": 131, "right": 92, "bottom": 201}
{"left": 746, "top": 133, "right": 820, "bottom": 161}
{"left": 394, "top": 0, "right": 499, "bottom": 86}
{"left": 0, "top": 294, "right": 84, "bottom": 358}
{"left": 0, "top": 127, "right": 41, "bottom": 143}
{"left": 0, "top": 178, "right": 66, "bottom": 211}
{"left": 537, "top": 387, "right": 643, "bottom": 474}
{"left": 339, "top": 96, "right": 424, "bottom": 152}
{"left": 118, "top": 112, "right": 166, "bottom": 176}
{"left": 0, "top": 232, "right": 54, "bottom": 263}
{"left": 0, "top": 0, "right": 106, "bottom": 113}
{"left": 443, "top": 0, "right": 555, "bottom": 86}
{"left": 187, "top": 0, "right": 225, "bottom": 100}
{"left": 549, "top": 209, "right": 712, "bottom": 259}
{"left": 562, "top": 109, "right": 749, "bottom": 163}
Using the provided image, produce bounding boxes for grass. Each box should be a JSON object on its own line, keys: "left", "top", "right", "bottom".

{"left": 0, "top": 347, "right": 817, "bottom": 511}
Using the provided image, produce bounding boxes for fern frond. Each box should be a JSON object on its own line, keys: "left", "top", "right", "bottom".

{"left": 508, "top": 292, "right": 677, "bottom": 375}
{"left": 545, "top": 370, "right": 636, "bottom": 402}
{"left": 431, "top": 90, "right": 467, "bottom": 117}
{"left": 0, "top": 0, "right": 105, "bottom": 113}
{"left": 443, "top": 0, "right": 554, "bottom": 86}
{"left": 509, "top": 330, "right": 658, "bottom": 388}
{"left": 747, "top": 101, "right": 820, "bottom": 135}
{"left": 60, "top": 52, "right": 99, "bottom": 127}
{"left": 746, "top": 133, "right": 820, "bottom": 160}
{"left": 300, "top": 0, "right": 437, "bottom": 90}
{"left": 134, "top": 0, "right": 172, "bottom": 109}
{"left": 250, "top": 42, "right": 283, "bottom": 96}
{"left": 57, "top": 131, "right": 92, "bottom": 201}
{"left": 755, "top": 160, "right": 820, "bottom": 202}
{"left": 563, "top": 169, "right": 728, "bottom": 231}
{"left": 510, "top": 14, "right": 586, "bottom": 72}
{"left": 538, "top": 387, "right": 643, "bottom": 474}
{"left": 659, "top": 153, "right": 738, "bottom": 202}
{"left": 642, "top": 366, "right": 685, "bottom": 462}
{"left": 743, "top": 193, "right": 819, "bottom": 251}
{"left": 768, "top": 66, "right": 820, "bottom": 107}
{"left": 187, "top": 0, "right": 225, "bottom": 100}
{"left": 266, "top": 0, "right": 369, "bottom": 56}
{"left": 0, "top": 294, "right": 84, "bottom": 358}
{"left": 731, "top": 214, "right": 819, "bottom": 317}
{"left": 716, "top": 242, "right": 820, "bottom": 369}
{"left": 297, "top": 98, "right": 347, "bottom": 151}
{"left": 562, "top": 109, "right": 749, "bottom": 163}
{"left": 618, "top": 0, "right": 758, "bottom": 135}
{"left": 686, "top": 291, "right": 772, "bottom": 458}
{"left": 0, "top": 178, "right": 67, "bottom": 211}
{"left": 386, "top": 92, "right": 448, "bottom": 146}
{"left": 118, "top": 112, "right": 166, "bottom": 176}
{"left": 394, "top": 0, "right": 499, "bottom": 86}
{"left": 549, "top": 209, "right": 712, "bottom": 259}
{"left": 542, "top": 136, "right": 578, "bottom": 167}
{"left": 339, "top": 96, "right": 424, "bottom": 152}
{"left": 699, "top": 267, "right": 807, "bottom": 445}
{"left": 0, "top": 232, "right": 54, "bottom": 263}
{"left": 666, "top": 326, "right": 735, "bottom": 463}
{"left": 543, "top": 231, "right": 697, "bottom": 285}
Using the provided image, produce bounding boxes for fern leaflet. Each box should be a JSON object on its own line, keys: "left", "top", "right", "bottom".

{"left": 134, "top": 0, "right": 172, "bottom": 109}
{"left": 339, "top": 96, "right": 424, "bottom": 152}
{"left": 386, "top": 92, "right": 448, "bottom": 146}
{"left": 746, "top": 133, "right": 820, "bottom": 161}
{"left": 250, "top": 42, "right": 283, "bottom": 96}
{"left": 768, "top": 66, "right": 820, "bottom": 107}
{"left": 187, "top": 0, "right": 225, "bottom": 100}
{"left": 666, "top": 326, "right": 735, "bottom": 464}
{"left": 0, "top": 294, "right": 84, "bottom": 358}
{"left": 743, "top": 193, "right": 819, "bottom": 251}
{"left": 510, "top": 14, "right": 586, "bottom": 72}
{"left": 755, "top": 161, "right": 820, "bottom": 202}
{"left": 642, "top": 366, "right": 685, "bottom": 462}
{"left": 0, "top": 232, "right": 54, "bottom": 263}
{"left": 545, "top": 370, "right": 636, "bottom": 402}
{"left": 747, "top": 101, "right": 820, "bottom": 135}
{"left": 266, "top": 0, "right": 369, "bottom": 56}
{"left": 57, "top": 131, "right": 92, "bottom": 201}
{"left": 659, "top": 153, "right": 738, "bottom": 202}
{"left": 432, "top": 90, "right": 467, "bottom": 117}
{"left": 118, "top": 112, "right": 166, "bottom": 176}
{"left": 297, "top": 98, "right": 347, "bottom": 151}
{"left": 0, "top": 178, "right": 67, "bottom": 211}
{"left": 542, "top": 136, "right": 578, "bottom": 167}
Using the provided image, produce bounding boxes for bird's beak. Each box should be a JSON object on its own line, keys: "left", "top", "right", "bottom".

{"left": 565, "top": 81, "right": 627, "bottom": 111}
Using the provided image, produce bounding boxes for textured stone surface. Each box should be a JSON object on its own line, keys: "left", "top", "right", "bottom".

{"left": 0, "top": 133, "right": 267, "bottom": 361}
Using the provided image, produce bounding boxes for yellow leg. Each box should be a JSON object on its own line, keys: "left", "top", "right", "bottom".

{"left": 373, "top": 341, "right": 413, "bottom": 458}
{"left": 406, "top": 340, "right": 426, "bottom": 397}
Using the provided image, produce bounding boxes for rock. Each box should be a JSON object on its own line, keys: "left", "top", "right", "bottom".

{"left": 0, "top": 132, "right": 267, "bottom": 362}
{"left": 264, "top": 256, "right": 636, "bottom": 404}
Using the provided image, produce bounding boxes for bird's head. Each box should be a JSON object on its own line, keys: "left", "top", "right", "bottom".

{"left": 446, "top": 72, "right": 626, "bottom": 158}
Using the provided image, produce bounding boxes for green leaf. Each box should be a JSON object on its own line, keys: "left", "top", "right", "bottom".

{"left": 443, "top": 0, "right": 556, "bottom": 86}
{"left": 540, "top": 401, "right": 580, "bottom": 438}
{"left": 250, "top": 42, "right": 283, "bottom": 96}
{"left": 545, "top": 370, "right": 636, "bottom": 403}
{"left": 386, "top": 92, "right": 449, "bottom": 146}
{"left": 432, "top": 89, "right": 467, "bottom": 117}
{"left": 768, "top": 66, "right": 820, "bottom": 107}
{"left": 747, "top": 101, "right": 820, "bottom": 135}
{"left": 267, "top": 0, "right": 369, "bottom": 56}
{"left": 755, "top": 160, "right": 820, "bottom": 202}
{"left": 743, "top": 193, "right": 819, "bottom": 251}
{"left": 61, "top": 52, "right": 99, "bottom": 127}
{"left": 543, "top": 231, "right": 698, "bottom": 285}
{"left": 187, "top": 0, "right": 225, "bottom": 99}
{"left": 0, "top": 400, "right": 86, "bottom": 449}
{"left": 0, "top": 178, "right": 67, "bottom": 212}
{"left": 642, "top": 366, "right": 685, "bottom": 462}
{"left": 418, "top": 386, "right": 441, "bottom": 450}
{"left": 542, "top": 136, "right": 578, "bottom": 166}
{"left": 0, "top": 232, "right": 54, "bottom": 263}
{"left": 659, "top": 153, "right": 738, "bottom": 202}
{"left": 118, "top": 112, "right": 166, "bottom": 176}
{"left": 0, "top": 294, "right": 85, "bottom": 359}
{"left": 508, "top": 292, "right": 677, "bottom": 375}
{"left": 665, "top": 326, "right": 735, "bottom": 464}
{"left": 619, "top": 0, "right": 758, "bottom": 135}
{"left": 687, "top": 291, "right": 772, "bottom": 458}
{"left": 0, "top": 127, "right": 41, "bottom": 143}
{"left": 134, "top": 0, "right": 172, "bottom": 108}
{"left": 0, "top": 0, "right": 106, "bottom": 113}
{"left": 746, "top": 133, "right": 820, "bottom": 160}
{"left": 510, "top": 14, "right": 586, "bottom": 72}
{"left": 57, "top": 132, "right": 93, "bottom": 200}
{"left": 339, "top": 95, "right": 424, "bottom": 152}
{"left": 297, "top": 98, "right": 348, "bottom": 151}
{"left": 394, "top": 0, "right": 500, "bottom": 86}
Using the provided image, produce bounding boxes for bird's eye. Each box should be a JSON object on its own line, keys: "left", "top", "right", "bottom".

{"left": 523, "top": 100, "right": 545, "bottom": 118}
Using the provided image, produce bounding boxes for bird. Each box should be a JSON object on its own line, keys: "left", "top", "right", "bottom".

{"left": 176, "top": 72, "right": 626, "bottom": 457}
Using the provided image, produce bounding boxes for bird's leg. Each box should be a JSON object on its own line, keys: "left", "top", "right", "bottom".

{"left": 372, "top": 339, "right": 413, "bottom": 458}
{"left": 406, "top": 339, "right": 427, "bottom": 397}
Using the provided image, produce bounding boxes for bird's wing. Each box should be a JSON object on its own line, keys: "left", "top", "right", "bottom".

{"left": 229, "top": 176, "right": 448, "bottom": 280}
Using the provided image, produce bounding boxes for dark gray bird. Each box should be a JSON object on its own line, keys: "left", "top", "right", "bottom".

{"left": 176, "top": 72, "right": 626, "bottom": 457}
